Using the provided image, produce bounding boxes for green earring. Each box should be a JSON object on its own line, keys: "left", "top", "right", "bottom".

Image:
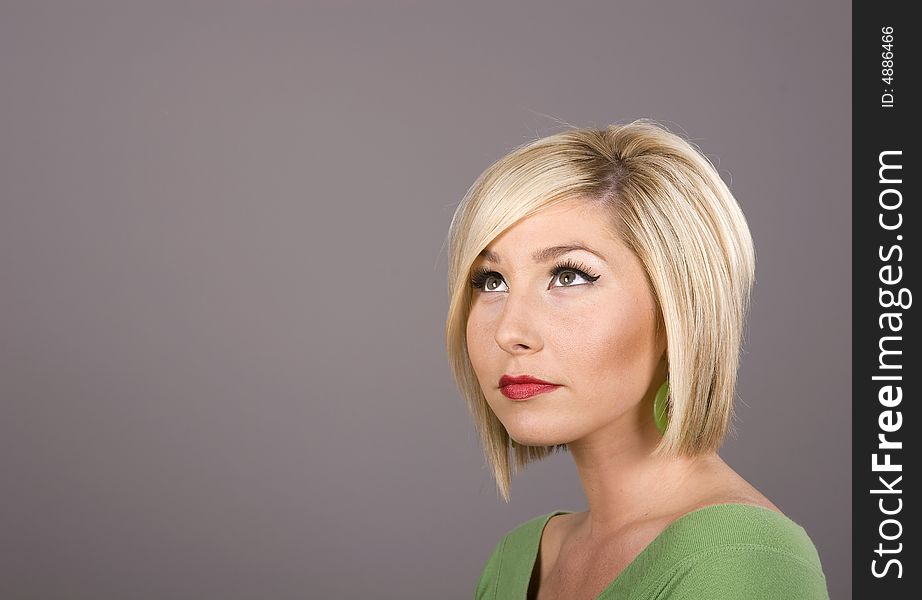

{"left": 654, "top": 380, "right": 670, "bottom": 434}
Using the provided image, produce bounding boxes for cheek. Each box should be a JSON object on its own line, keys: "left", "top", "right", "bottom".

{"left": 466, "top": 309, "right": 504, "bottom": 415}
{"left": 465, "top": 307, "right": 491, "bottom": 376}
{"left": 563, "top": 298, "right": 658, "bottom": 396}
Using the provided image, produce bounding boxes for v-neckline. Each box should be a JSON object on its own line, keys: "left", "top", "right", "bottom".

{"left": 525, "top": 502, "right": 785, "bottom": 600}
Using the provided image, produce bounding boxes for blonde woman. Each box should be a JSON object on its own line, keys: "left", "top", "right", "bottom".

{"left": 445, "top": 120, "right": 829, "bottom": 600}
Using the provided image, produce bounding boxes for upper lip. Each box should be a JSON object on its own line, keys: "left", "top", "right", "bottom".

{"left": 499, "top": 374, "right": 558, "bottom": 387}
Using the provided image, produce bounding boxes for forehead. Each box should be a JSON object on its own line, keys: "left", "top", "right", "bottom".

{"left": 479, "top": 199, "right": 620, "bottom": 260}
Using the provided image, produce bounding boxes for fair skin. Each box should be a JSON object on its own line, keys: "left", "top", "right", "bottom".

{"left": 466, "top": 197, "right": 779, "bottom": 600}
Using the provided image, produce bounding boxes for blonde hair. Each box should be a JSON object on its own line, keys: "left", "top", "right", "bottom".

{"left": 444, "top": 119, "right": 755, "bottom": 502}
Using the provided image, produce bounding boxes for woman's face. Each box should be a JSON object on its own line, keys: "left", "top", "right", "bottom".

{"left": 466, "top": 197, "right": 667, "bottom": 447}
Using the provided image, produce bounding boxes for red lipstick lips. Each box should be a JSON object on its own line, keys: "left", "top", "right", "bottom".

{"left": 499, "top": 374, "right": 560, "bottom": 401}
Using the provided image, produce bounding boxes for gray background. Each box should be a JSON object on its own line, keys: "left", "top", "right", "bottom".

{"left": 0, "top": 1, "right": 850, "bottom": 598}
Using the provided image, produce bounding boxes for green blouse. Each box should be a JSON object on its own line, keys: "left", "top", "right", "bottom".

{"left": 474, "top": 503, "right": 830, "bottom": 599}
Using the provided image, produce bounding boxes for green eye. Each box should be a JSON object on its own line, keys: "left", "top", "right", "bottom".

{"left": 470, "top": 259, "right": 601, "bottom": 293}
{"left": 550, "top": 259, "right": 600, "bottom": 287}
{"left": 470, "top": 269, "right": 507, "bottom": 292}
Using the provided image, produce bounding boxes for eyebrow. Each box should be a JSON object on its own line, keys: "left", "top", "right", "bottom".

{"left": 478, "top": 242, "right": 608, "bottom": 264}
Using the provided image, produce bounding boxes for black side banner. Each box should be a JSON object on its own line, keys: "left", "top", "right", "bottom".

{"left": 853, "top": 1, "right": 918, "bottom": 596}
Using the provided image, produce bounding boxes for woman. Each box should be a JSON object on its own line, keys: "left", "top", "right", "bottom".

{"left": 444, "top": 120, "right": 830, "bottom": 599}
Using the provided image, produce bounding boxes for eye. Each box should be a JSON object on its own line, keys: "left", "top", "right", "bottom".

{"left": 470, "top": 268, "right": 508, "bottom": 293}
{"left": 470, "top": 259, "right": 601, "bottom": 293}
{"left": 550, "top": 259, "right": 601, "bottom": 288}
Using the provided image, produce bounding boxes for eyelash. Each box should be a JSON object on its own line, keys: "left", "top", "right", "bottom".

{"left": 469, "top": 258, "right": 601, "bottom": 292}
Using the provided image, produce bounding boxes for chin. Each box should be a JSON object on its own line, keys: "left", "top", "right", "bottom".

{"left": 490, "top": 401, "right": 582, "bottom": 446}
{"left": 503, "top": 421, "right": 576, "bottom": 447}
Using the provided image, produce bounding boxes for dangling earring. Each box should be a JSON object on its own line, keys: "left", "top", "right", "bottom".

{"left": 653, "top": 380, "right": 669, "bottom": 434}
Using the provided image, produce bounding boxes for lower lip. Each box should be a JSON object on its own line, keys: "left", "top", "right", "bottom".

{"left": 500, "top": 383, "right": 560, "bottom": 400}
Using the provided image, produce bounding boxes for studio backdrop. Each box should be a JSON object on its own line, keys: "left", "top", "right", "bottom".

{"left": 0, "top": 1, "right": 850, "bottom": 599}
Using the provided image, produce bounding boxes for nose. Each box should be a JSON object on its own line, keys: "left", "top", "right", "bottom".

{"left": 493, "top": 289, "right": 543, "bottom": 355}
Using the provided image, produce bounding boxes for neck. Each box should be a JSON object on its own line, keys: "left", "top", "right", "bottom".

{"left": 567, "top": 415, "right": 720, "bottom": 538}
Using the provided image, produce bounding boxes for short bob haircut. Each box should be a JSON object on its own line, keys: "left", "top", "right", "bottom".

{"left": 445, "top": 119, "right": 755, "bottom": 502}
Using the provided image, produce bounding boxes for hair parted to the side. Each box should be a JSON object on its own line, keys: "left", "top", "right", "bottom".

{"left": 444, "top": 119, "right": 755, "bottom": 503}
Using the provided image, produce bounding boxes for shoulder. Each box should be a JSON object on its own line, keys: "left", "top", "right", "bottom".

{"left": 473, "top": 511, "right": 568, "bottom": 600}
{"left": 637, "top": 504, "right": 830, "bottom": 600}
{"left": 655, "top": 541, "right": 831, "bottom": 600}
{"left": 475, "top": 511, "right": 563, "bottom": 569}
{"left": 479, "top": 511, "right": 559, "bottom": 562}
